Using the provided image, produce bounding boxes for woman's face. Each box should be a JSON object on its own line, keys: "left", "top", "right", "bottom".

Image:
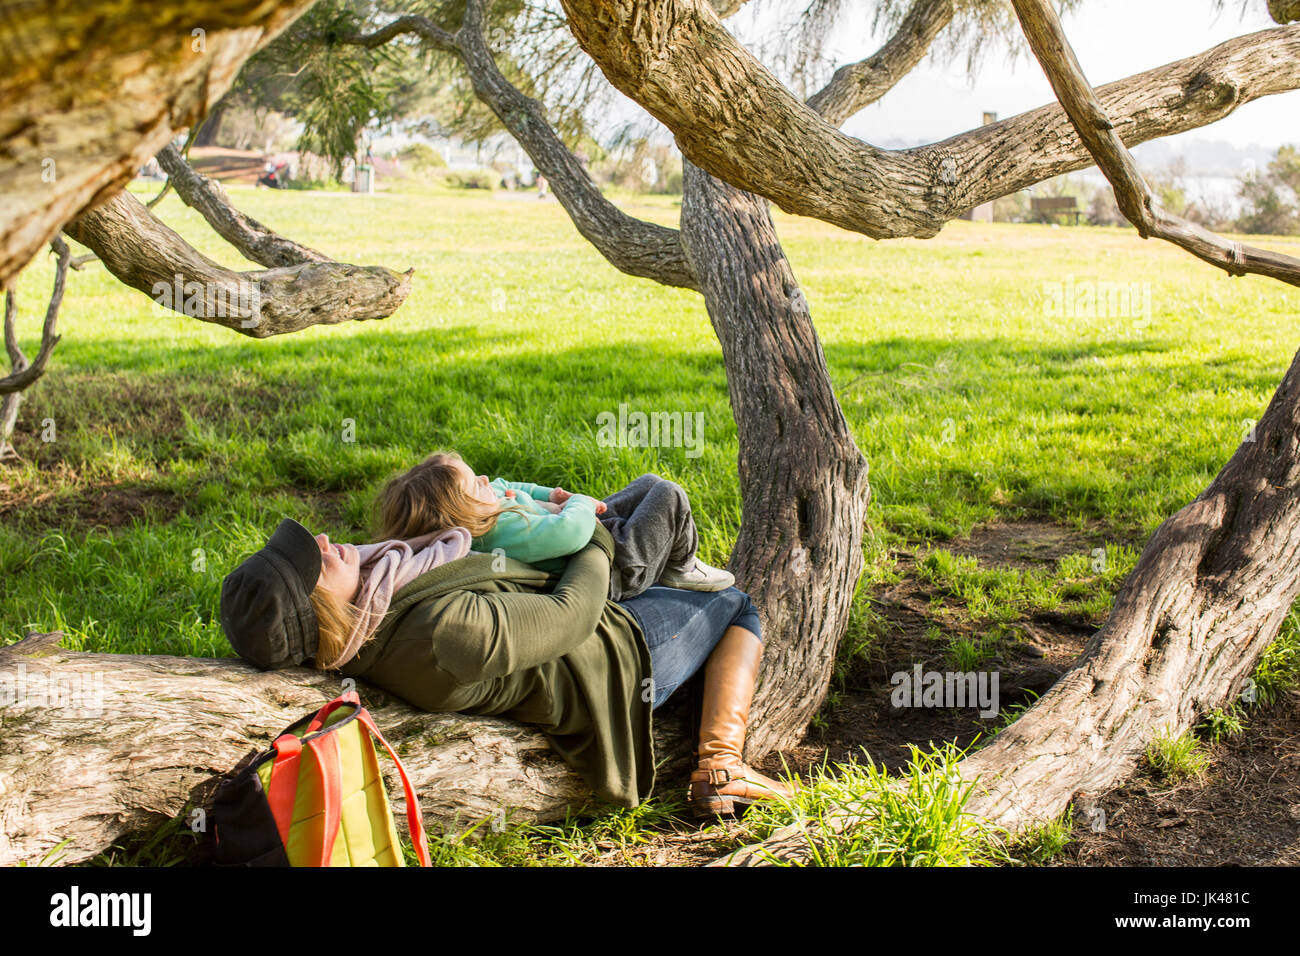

{"left": 315, "top": 533, "right": 361, "bottom": 603}
{"left": 451, "top": 458, "right": 498, "bottom": 507}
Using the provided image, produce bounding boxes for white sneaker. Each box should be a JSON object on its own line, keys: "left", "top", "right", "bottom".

{"left": 658, "top": 559, "right": 735, "bottom": 592}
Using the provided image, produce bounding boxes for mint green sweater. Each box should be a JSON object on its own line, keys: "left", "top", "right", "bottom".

{"left": 472, "top": 478, "right": 599, "bottom": 572}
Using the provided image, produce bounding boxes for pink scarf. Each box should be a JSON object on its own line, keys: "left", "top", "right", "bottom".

{"left": 325, "top": 527, "right": 473, "bottom": 669}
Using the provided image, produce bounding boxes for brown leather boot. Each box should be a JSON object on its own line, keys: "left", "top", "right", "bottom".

{"left": 689, "top": 625, "right": 797, "bottom": 819}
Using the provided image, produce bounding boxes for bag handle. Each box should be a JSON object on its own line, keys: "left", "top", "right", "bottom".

{"left": 305, "top": 689, "right": 361, "bottom": 734}
{"left": 353, "top": 708, "right": 432, "bottom": 867}
{"left": 267, "top": 730, "right": 342, "bottom": 866}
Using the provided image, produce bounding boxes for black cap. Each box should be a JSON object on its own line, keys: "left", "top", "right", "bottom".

{"left": 220, "top": 518, "right": 323, "bottom": 669}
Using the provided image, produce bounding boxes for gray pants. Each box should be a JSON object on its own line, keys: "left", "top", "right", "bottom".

{"left": 600, "top": 474, "right": 700, "bottom": 601}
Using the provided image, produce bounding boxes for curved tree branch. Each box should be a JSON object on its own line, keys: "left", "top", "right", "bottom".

{"left": 1009, "top": 0, "right": 1300, "bottom": 286}
{"left": 346, "top": 6, "right": 698, "bottom": 291}
{"left": 63, "top": 191, "right": 412, "bottom": 339}
{"left": 155, "top": 144, "right": 332, "bottom": 269}
{"left": 807, "top": 0, "right": 955, "bottom": 125}
{"left": 557, "top": 0, "right": 1300, "bottom": 242}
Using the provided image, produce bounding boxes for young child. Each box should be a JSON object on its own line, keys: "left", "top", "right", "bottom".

{"left": 375, "top": 451, "right": 733, "bottom": 600}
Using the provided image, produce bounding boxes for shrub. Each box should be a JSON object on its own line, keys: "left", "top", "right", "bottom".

{"left": 443, "top": 168, "right": 496, "bottom": 190}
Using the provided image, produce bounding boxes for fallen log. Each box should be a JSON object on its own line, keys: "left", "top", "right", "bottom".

{"left": 0, "top": 632, "right": 690, "bottom": 867}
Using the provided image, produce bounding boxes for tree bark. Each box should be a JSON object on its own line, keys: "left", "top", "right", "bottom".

{"left": 0, "top": 632, "right": 691, "bottom": 867}
{"left": 62, "top": 191, "right": 412, "bottom": 339}
{"left": 0, "top": 0, "right": 317, "bottom": 285}
{"left": 679, "top": 160, "right": 871, "bottom": 756}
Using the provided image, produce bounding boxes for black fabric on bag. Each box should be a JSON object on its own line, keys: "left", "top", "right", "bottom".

{"left": 207, "top": 700, "right": 367, "bottom": 867}
{"left": 210, "top": 766, "right": 290, "bottom": 867}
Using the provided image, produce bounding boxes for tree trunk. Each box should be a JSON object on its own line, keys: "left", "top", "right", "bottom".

{"left": 718, "top": 341, "right": 1300, "bottom": 863}
{"left": 679, "top": 160, "right": 871, "bottom": 757}
{"left": 193, "top": 99, "right": 230, "bottom": 149}
{"left": 0, "top": 0, "right": 317, "bottom": 285}
{"left": 0, "top": 632, "right": 691, "bottom": 866}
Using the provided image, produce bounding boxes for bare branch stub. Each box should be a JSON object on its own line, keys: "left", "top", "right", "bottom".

{"left": 1009, "top": 0, "right": 1300, "bottom": 287}
{"left": 0, "top": 236, "right": 68, "bottom": 397}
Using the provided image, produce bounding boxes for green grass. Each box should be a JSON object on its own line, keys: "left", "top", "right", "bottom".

{"left": 1146, "top": 728, "right": 1212, "bottom": 782}
{"left": 1248, "top": 606, "right": 1300, "bottom": 706}
{"left": 723, "top": 743, "right": 1012, "bottom": 867}
{"left": 1197, "top": 703, "right": 1246, "bottom": 744}
{"left": 5, "top": 183, "right": 1300, "bottom": 865}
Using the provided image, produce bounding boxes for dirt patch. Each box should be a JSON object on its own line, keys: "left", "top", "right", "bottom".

{"left": 774, "top": 523, "right": 1101, "bottom": 777}
{"left": 0, "top": 479, "right": 185, "bottom": 529}
{"left": 1054, "top": 691, "right": 1300, "bottom": 866}
{"left": 604, "top": 517, "right": 1108, "bottom": 866}
{"left": 940, "top": 515, "right": 1132, "bottom": 571}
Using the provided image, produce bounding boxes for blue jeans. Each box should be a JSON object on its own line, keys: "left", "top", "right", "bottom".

{"left": 617, "top": 586, "right": 762, "bottom": 709}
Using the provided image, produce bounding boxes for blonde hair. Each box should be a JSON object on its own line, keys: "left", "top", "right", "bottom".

{"left": 309, "top": 584, "right": 361, "bottom": 671}
{"left": 374, "top": 450, "right": 526, "bottom": 542}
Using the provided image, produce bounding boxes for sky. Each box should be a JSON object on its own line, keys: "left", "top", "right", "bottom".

{"left": 726, "top": 0, "right": 1298, "bottom": 153}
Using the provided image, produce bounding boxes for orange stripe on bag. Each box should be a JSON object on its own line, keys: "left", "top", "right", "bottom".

{"left": 267, "top": 734, "right": 303, "bottom": 849}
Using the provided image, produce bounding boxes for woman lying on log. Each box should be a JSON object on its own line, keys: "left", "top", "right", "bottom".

{"left": 218, "top": 479, "right": 796, "bottom": 819}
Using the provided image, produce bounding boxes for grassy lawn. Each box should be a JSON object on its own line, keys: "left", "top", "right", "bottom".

{"left": 3, "top": 182, "right": 1299, "bottom": 865}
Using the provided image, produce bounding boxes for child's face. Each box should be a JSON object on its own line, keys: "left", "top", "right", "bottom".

{"left": 451, "top": 458, "right": 498, "bottom": 507}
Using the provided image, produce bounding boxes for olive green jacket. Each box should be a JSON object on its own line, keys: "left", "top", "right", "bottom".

{"left": 339, "top": 522, "right": 655, "bottom": 808}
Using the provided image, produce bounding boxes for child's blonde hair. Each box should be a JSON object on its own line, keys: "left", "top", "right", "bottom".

{"left": 309, "top": 584, "right": 360, "bottom": 671}
{"left": 374, "top": 450, "right": 524, "bottom": 542}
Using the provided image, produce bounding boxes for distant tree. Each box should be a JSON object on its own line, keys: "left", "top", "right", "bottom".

{"left": 1237, "top": 144, "right": 1300, "bottom": 236}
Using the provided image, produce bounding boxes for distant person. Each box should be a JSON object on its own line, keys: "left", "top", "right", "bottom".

{"left": 256, "top": 160, "right": 289, "bottom": 189}
{"left": 537, "top": 174, "right": 548, "bottom": 199}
